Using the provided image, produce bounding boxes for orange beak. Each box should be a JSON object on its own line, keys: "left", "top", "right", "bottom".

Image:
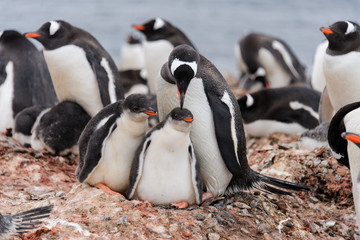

{"left": 321, "top": 27, "right": 333, "bottom": 35}
{"left": 183, "top": 117, "right": 193, "bottom": 123}
{"left": 132, "top": 25, "right": 145, "bottom": 31}
{"left": 343, "top": 133, "right": 360, "bottom": 144}
{"left": 265, "top": 81, "right": 271, "bottom": 88}
{"left": 144, "top": 110, "right": 157, "bottom": 116}
{"left": 25, "top": 32, "right": 41, "bottom": 38}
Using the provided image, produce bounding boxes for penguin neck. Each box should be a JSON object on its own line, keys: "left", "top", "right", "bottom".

{"left": 120, "top": 111, "right": 149, "bottom": 137}
{"left": 161, "top": 121, "right": 191, "bottom": 147}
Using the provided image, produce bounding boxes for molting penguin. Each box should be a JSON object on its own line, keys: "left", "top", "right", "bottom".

{"left": 157, "top": 44, "right": 308, "bottom": 197}
{"left": 127, "top": 108, "right": 202, "bottom": 207}
{"left": 235, "top": 32, "right": 307, "bottom": 91}
{"left": 76, "top": 94, "right": 157, "bottom": 195}
{"left": 132, "top": 18, "right": 196, "bottom": 94}
{"left": 25, "top": 20, "right": 124, "bottom": 117}
{"left": 118, "top": 33, "right": 148, "bottom": 97}
{"left": 30, "top": 101, "right": 91, "bottom": 155}
{"left": 318, "top": 21, "right": 360, "bottom": 123}
{"left": 0, "top": 30, "right": 57, "bottom": 131}
{"left": 0, "top": 205, "right": 52, "bottom": 238}
{"left": 238, "top": 86, "right": 321, "bottom": 137}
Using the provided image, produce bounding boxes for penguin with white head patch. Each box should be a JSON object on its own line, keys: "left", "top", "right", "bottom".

{"left": 132, "top": 18, "right": 195, "bottom": 94}
{"left": 319, "top": 20, "right": 360, "bottom": 123}
{"left": 127, "top": 107, "right": 202, "bottom": 207}
{"left": 157, "top": 44, "right": 308, "bottom": 197}
{"left": 25, "top": 20, "right": 124, "bottom": 117}
{"left": 76, "top": 94, "right": 157, "bottom": 195}
{"left": 238, "top": 86, "right": 321, "bottom": 137}
{"left": 235, "top": 32, "right": 307, "bottom": 91}
{"left": 0, "top": 30, "right": 57, "bottom": 132}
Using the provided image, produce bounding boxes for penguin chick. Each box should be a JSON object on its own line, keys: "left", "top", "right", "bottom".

{"left": 127, "top": 107, "right": 202, "bottom": 207}
{"left": 0, "top": 205, "right": 53, "bottom": 238}
{"left": 76, "top": 94, "right": 157, "bottom": 196}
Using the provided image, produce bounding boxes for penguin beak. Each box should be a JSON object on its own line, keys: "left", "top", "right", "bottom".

{"left": 321, "top": 27, "right": 333, "bottom": 35}
{"left": 144, "top": 110, "right": 157, "bottom": 116}
{"left": 25, "top": 32, "right": 41, "bottom": 38}
{"left": 183, "top": 117, "right": 193, "bottom": 123}
{"left": 342, "top": 132, "right": 360, "bottom": 144}
{"left": 132, "top": 25, "right": 145, "bottom": 31}
{"left": 176, "top": 84, "right": 188, "bottom": 109}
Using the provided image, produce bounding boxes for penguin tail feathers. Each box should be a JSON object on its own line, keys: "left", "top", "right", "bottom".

{"left": 225, "top": 170, "right": 309, "bottom": 196}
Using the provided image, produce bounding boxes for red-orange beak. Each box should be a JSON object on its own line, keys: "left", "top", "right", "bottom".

{"left": 183, "top": 117, "right": 193, "bottom": 123}
{"left": 144, "top": 110, "right": 157, "bottom": 116}
{"left": 132, "top": 25, "right": 145, "bottom": 31}
{"left": 25, "top": 32, "right": 41, "bottom": 38}
{"left": 321, "top": 27, "right": 334, "bottom": 35}
{"left": 342, "top": 132, "right": 360, "bottom": 143}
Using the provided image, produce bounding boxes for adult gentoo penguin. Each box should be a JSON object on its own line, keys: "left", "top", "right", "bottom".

{"left": 132, "top": 18, "right": 195, "bottom": 94}
{"left": 235, "top": 32, "right": 306, "bottom": 91}
{"left": 25, "top": 20, "right": 124, "bottom": 117}
{"left": 127, "top": 108, "right": 202, "bottom": 207}
{"left": 76, "top": 94, "right": 157, "bottom": 195}
{"left": 0, "top": 30, "right": 56, "bottom": 132}
{"left": 157, "top": 44, "right": 308, "bottom": 197}
{"left": 0, "top": 205, "right": 52, "bottom": 238}
{"left": 318, "top": 21, "right": 360, "bottom": 122}
{"left": 238, "top": 86, "right": 320, "bottom": 137}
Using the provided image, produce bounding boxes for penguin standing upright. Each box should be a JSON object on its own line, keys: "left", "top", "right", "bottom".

{"left": 238, "top": 86, "right": 320, "bottom": 137}
{"left": 157, "top": 44, "right": 308, "bottom": 197}
{"left": 0, "top": 205, "right": 52, "bottom": 238}
{"left": 127, "top": 108, "right": 202, "bottom": 207}
{"left": 76, "top": 94, "right": 157, "bottom": 195}
{"left": 318, "top": 21, "right": 360, "bottom": 122}
{"left": 0, "top": 30, "right": 57, "bottom": 131}
{"left": 235, "top": 32, "right": 307, "bottom": 91}
{"left": 25, "top": 20, "right": 124, "bottom": 117}
{"left": 132, "top": 18, "right": 195, "bottom": 94}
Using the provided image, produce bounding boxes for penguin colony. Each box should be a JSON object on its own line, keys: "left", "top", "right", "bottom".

{"left": 0, "top": 16, "right": 359, "bottom": 234}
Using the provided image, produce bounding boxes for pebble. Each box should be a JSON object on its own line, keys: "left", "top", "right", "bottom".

{"left": 321, "top": 160, "right": 329, "bottom": 168}
{"left": 115, "top": 216, "right": 129, "bottom": 226}
{"left": 145, "top": 223, "right": 167, "bottom": 235}
{"left": 102, "top": 216, "right": 111, "bottom": 221}
{"left": 207, "top": 233, "right": 220, "bottom": 240}
{"left": 335, "top": 174, "right": 342, "bottom": 180}
{"left": 194, "top": 214, "right": 206, "bottom": 221}
{"left": 313, "top": 159, "right": 321, "bottom": 167}
{"left": 325, "top": 221, "right": 336, "bottom": 228}
{"left": 257, "top": 223, "right": 272, "bottom": 234}
{"left": 250, "top": 199, "right": 260, "bottom": 208}
{"left": 233, "top": 202, "right": 251, "bottom": 209}
{"left": 56, "top": 191, "right": 65, "bottom": 198}
{"left": 309, "top": 196, "right": 319, "bottom": 203}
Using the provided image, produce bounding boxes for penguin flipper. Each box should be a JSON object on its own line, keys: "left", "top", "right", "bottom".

{"left": 319, "top": 86, "right": 335, "bottom": 123}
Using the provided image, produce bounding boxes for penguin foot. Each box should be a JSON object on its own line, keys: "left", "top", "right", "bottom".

{"left": 171, "top": 201, "right": 189, "bottom": 209}
{"left": 95, "top": 183, "right": 123, "bottom": 197}
{"left": 201, "top": 192, "right": 213, "bottom": 202}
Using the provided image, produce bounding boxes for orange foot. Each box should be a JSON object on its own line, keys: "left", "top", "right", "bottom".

{"left": 171, "top": 201, "right": 189, "bottom": 209}
{"left": 201, "top": 192, "right": 213, "bottom": 202}
{"left": 95, "top": 183, "right": 123, "bottom": 197}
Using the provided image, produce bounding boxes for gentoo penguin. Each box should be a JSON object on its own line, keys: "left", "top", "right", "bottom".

{"left": 25, "top": 20, "right": 124, "bottom": 117}
{"left": 13, "top": 105, "right": 47, "bottom": 147}
{"left": 0, "top": 30, "right": 56, "bottom": 132}
{"left": 318, "top": 21, "right": 360, "bottom": 123}
{"left": 157, "top": 44, "right": 308, "bottom": 197}
{"left": 0, "top": 205, "right": 52, "bottom": 238}
{"left": 30, "top": 101, "right": 91, "bottom": 155}
{"left": 238, "top": 86, "right": 321, "bottom": 137}
{"left": 235, "top": 32, "right": 307, "bottom": 91}
{"left": 76, "top": 94, "right": 157, "bottom": 195}
{"left": 127, "top": 108, "right": 202, "bottom": 207}
{"left": 118, "top": 33, "right": 148, "bottom": 97}
{"left": 132, "top": 18, "right": 196, "bottom": 94}
{"left": 309, "top": 40, "right": 328, "bottom": 92}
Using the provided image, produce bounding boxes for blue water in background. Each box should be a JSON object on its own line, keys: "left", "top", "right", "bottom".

{"left": 0, "top": 0, "right": 359, "bottom": 75}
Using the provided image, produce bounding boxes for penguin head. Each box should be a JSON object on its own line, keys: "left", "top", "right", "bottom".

{"left": 0, "top": 30, "right": 24, "bottom": 43}
{"left": 132, "top": 18, "right": 171, "bottom": 41}
{"left": 123, "top": 94, "right": 157, "bottom": 122}
{"left": 168, "top": 44, "right": 200, "bottom": 109}
{"left": 342, "top": 132, "right": 360, "bottom": 149}
{"left": 25, "top": 20, "right": 73, "bottom": 50}
{"left": 168, "top": 107, "right": 193, "bottom": 132}
{"left": 321, "top": 21, "right": 360, "bottom": 54}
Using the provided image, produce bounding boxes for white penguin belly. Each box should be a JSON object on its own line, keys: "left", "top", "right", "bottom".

{"left": 44, "top": 45, "right": 103, "bottom": 116}
{"left": 245, "top": 120, "right": 306, "bottom": 137}
{"left": 311, "top": 41, "right": 328, "bottom": 92}
{"left": 143, "top": 40, "right": 173, "bottom": 94}
{"left": 135, "top": 129, "right": 196, "bottom": 204}
{"left": 0, "top": 61, "right": 14, "bottom": 131}
{"left": 258, "top": 48, "right": 291, "bottom": 87}
{"left": 85, "top": 117, "right": 147, "bottom": 193}
{"left": 157, "top": 78, "right": 233, "bottom": 196}
{"left": 324, "top": 52, "right": 360, "bottom": 112}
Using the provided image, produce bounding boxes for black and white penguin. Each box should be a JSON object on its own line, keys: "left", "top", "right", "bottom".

{"left": 0, "top": 205, "right": 52, "bottom": 238}
{"left": 235, "top": 32, "right": 307, "bottom": 91}
{"left": 309, "top": 40, "right": 328, "bottom": 92}
{"left": 76, "top": 94, "right": 157, "bottom": 195}
{"left": 118, "top": 33, "right": 148, "bottom": 97}
{"left": 0, "top": 30, "right": 57, "bottom": 131}
{"left": 238, "top": 86, "right": 321, "bottom": 137}
{"left": 25, "top": 20, "right": 124, "bottom": 117}
{"left": 157, "top": 44, "right": 308, "bottom": 197}
{"left": 127, "top": 107, "right": 202, "bottom": 207}
{"left": 132, "top": 18, "right": 195, "bottom": 94}
{"left": 13, "top": 105, "right": 47, "bottom": 147}
{"left": 318, "top": 21, "right": 360, "bottom": 122}
{"left": 30, "top": 101, "right": 91, "bottom": 155}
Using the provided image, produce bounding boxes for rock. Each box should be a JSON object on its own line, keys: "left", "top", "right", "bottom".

{"left": 233, "top": 202, "right": 251, "bottom": 209}
{"left": 207, "top": 232, "right": 220, "bottom": 240}
{"left": 257, "top": 223, "right": 272, "bottom": 234}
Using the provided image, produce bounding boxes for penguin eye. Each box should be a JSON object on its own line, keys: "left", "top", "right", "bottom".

{"left": 133, "top": 106, "right": 139, "bottom": 112}
{"left": 174, "top": 114, "right": 178, "bottom": 119}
